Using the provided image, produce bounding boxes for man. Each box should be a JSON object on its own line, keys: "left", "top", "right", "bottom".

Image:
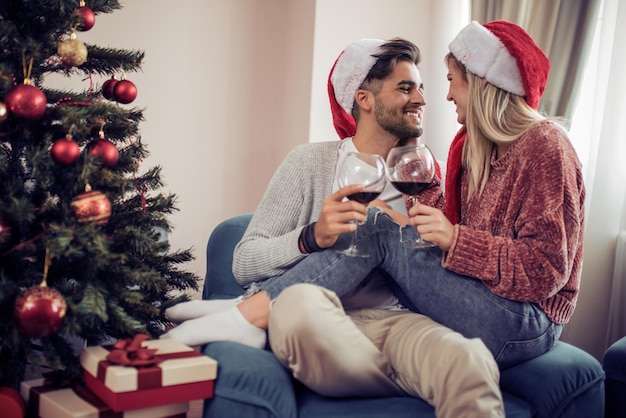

{"left": 165, "top": 38, "right": 504, "bottom": 417}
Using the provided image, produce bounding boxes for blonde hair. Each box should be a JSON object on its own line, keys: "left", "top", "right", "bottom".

{"left": 463, "top": 71, "right": 550, "bottom": 196}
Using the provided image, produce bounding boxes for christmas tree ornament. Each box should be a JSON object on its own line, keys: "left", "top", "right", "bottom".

{"left": 76, "top": 1, "right": 96, "bottom": 31}
{"left": 0, "top": 102, "right": 8, "bottom": 123}
{"left": 88, "top": 126, "right": 119, "bottom": 167}
{"left": 112, "top": 79, "right": 137, "bottom": 104}
{"left": 88, "top": 138, "right": 118, "bottom": 167}
{"left": 0, "top": 387, "right": 25, "bottom": 418}
{"left": 14, "top": 249, "right": 67, "bottom": 338}
{"left": 101, "top": 75, "right": 118, "bottom": 100}
{"left": 14, "top": 285, "right": 67, "bottom": 338}
{"left": 4, "top": 83, "right": 47, "bottom": 122}
{"left": 0, "top": 220, "right": 12, "bottom": 250}
{"left": 58, "top": 31, "right": 88, "bottom": 67}
{"left": 71, "top": 184, "right": 112, "bottom": 224}
{"left": 50, "top": 135, "right": 80, "bottom": 165}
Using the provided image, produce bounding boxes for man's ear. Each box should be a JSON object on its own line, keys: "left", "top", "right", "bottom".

{"left": 354, "top": 89, "right": 373, "bottom": 112}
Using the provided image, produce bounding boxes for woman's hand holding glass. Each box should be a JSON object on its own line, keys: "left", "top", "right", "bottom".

{"left": 386, "top": 144, "right": 437, "bottom": 248}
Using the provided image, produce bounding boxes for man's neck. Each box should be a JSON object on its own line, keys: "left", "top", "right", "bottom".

{"left": 352, "top": 133, "right": 417, "bottom": 158}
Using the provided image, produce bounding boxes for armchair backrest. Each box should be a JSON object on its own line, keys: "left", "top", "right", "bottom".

{"left": 202, "top": 213, "right": 253, "bottom": 300}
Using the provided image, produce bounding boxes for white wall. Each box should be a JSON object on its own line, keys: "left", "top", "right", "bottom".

{"left": 310, "top": 0, "right": 469, "bottom": 162}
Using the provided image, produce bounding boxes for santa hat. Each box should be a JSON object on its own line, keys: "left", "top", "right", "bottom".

{"left": 444, "top": 21, "right": 550, "bottom": 224}
{"left": 328, "top": 39, "right": 385, "bottom": 139}
{"left": 448, "top": 20, "right": 550, "bottom": 109}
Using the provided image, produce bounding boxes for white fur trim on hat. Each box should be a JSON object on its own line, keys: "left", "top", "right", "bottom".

{"left": 449, "top": 21, "right": 525, "bottom": 96}
{"left": 330, "top": 39, "right": 385, "bottom": 115}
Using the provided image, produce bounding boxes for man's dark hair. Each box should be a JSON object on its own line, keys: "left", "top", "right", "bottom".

{"left": 366, "top": 38, "right": 421, "bottom": 83}
{"left": 353, "top": 38, "right": 421, "bottom": 119}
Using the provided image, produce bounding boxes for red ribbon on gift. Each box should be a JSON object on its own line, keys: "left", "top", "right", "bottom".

{"left": 105, "top": 334, "right": 160, "bottom": 367}
{"left": 97, "top": 335, "right": 204, "bottom": 391}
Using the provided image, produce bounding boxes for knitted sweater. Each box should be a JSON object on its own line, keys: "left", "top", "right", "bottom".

{"left": 442, "top": 121, "right": 585, "bottom": 324}
{"left": 233, "top": 141, "right": 340, "bottom": 284}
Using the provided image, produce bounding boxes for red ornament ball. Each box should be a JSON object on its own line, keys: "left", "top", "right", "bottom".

{"left": 88, "top": 138, "right": 119, "bottom": 167}
{"left": 4, "top": 84, "right": 47, "bottom": 122}
{"left": 113, "top": 79, "right": 137, "bottom": 104}
{"left": 51, "top": 137, "right": 81, "bottom": 165}
{"left": 0, "top": 387, "right": 26, "bottom": 418}
{"left": 77, "top": 6, "right": 96, "bottom": 31}
{"left": 101, "top": 76, "right": 118, "bottom": 100}
{"left": 14, "top": 286, "right": 67, "bottom": 338}
{"left": 71, "top": 189, "right": 112, "bottom": 224}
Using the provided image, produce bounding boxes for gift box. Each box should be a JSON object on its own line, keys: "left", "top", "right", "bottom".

{"left": 21, "top": 378, "right": 188, "bottom": 418}
{"left": 80, "top": 335, "right": 217, "bottom": 412}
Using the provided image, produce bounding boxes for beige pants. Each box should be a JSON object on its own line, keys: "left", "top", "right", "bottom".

{"left": 268, "top": 283, "right": 504, "bottom": 418}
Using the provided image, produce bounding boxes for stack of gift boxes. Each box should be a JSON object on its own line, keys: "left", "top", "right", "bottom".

{"left": 20, "top": 335, "right": 217, "bottom": 417}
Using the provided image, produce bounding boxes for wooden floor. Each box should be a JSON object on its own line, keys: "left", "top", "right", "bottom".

{"left": 188, "top": 399, "right": 203, "bottom": 418}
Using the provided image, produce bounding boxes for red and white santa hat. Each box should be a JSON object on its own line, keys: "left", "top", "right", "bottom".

{"left": 328, "top": 39, "right": 385, "bottom": 139}
{"left": 448, "top": 20, "right": 550, "bottom": 109}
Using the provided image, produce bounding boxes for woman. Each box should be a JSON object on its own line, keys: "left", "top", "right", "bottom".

{"left": 167, "top": 20, "right": 585, "bottom": 369}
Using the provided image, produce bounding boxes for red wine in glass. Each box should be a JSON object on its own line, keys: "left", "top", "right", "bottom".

{"left": 336, "top": 152, "right": 386, "bottom": 257}
{"left": 386, "top": 144, "right": 436, "bottom": 248}
{"left": 346, "top": 191, "right": 382, "bottom": 204}
{"left": 389, "top": 181, "right": 429, "bottom": 196}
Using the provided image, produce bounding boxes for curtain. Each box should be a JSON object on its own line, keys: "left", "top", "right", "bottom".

{"left": 595, "top": 0, "right": 626, "bottom": 347}
{"left": 608, "top": 191, "right": 626, "bottom": 345}
{"left": 470, "top": 0, "right": 600, "bottom": 122}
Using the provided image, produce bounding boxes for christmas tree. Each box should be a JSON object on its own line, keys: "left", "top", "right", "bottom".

{"left": 0, "top": 0, "right": 200, "bottom": 388}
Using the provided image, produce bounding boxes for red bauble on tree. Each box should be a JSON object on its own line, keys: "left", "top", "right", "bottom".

{"left": 113, "top": 79, "right": 137, "bottom": 104}
{"left": 88, "top": 138, "right": 119, "bottom": 167}
{"left": 76, "top": 5, "right": 96, "bottom": 31}
{"left": 71, "top": 185, "right": 112, "bottom": 224}
{"left": 14, "top": 285, "right": 67, "bottom": 338}
{"left": 0, "top": 387, "right": 26, "bottom": 418}
{"left": 101, "top": 76, "right": 118, "bottom": 100}
{"left": 4, "top": 83, "right": 47, "bottom": 122}
{"left": 51, "top": 135, "right": 81, "bottom": 165}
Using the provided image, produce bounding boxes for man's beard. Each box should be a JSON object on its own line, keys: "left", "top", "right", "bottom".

{"left": 375, "top": 101, "right": 423, "bottom": 139}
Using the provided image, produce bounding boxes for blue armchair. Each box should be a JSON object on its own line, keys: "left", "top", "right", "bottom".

{"left": 603, "top": 336, "right": 626, "bottom": 418}
{"left": 201, "top": 213, "right": 605, "bottom": 417}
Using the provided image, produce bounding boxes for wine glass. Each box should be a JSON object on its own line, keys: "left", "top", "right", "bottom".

{"left": 336, "top": 152, "right": 387, "bottom": 257}
{"left": 386, "top": 144, "right": 436, "bottom": 248}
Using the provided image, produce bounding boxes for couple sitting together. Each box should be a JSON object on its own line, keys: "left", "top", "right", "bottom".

{"left": 162, "top": 20, "right": 585, "bottom": 418}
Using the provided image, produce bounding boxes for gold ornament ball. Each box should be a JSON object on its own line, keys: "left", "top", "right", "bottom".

{"left": 71, "top": 190, "right": 112, "bottom": 224}
{"left": 58, "top": 38, "right": 88, "bottom": 67}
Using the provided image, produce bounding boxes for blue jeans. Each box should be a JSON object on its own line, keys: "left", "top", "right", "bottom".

{"left": 260, "top": 209, "right": 561, "bottom": 369}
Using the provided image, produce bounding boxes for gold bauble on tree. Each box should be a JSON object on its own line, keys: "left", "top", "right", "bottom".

{"left": 71, "top": 184, "right": 112, "bottom": 224}
{"left": 58, "top": 31, "right": 88, "bottom": 67}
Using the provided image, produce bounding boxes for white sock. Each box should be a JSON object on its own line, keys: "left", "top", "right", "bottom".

{"left": 160, "top": 306, "right": 267, "bottom": 349}
{"left": 165, "top": 298, "right": 240, "bottom": 323}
